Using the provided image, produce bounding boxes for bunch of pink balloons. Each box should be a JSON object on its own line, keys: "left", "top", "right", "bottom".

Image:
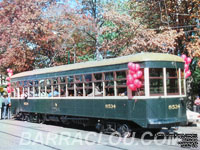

{"left": 181, "top": 54, "right": 192, "bottom": 78}
{"left": 6, "top": 68, "right": 13, "bottom": 93}
{"left": 126, "top": 62, "right": 143, "bottom": 91}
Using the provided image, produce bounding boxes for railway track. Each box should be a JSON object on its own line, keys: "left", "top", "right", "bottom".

{"left": 0, "top": 121, "right": 128, "bottom": 150}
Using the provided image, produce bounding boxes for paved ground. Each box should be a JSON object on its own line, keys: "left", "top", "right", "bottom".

{"left": 0, "top": 120, "right": 199, "bottom": 150}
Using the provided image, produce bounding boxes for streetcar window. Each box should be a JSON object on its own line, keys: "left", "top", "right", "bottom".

{"left": 60, "top": 77, "right": 66, "bottom": 97}
{"left": 52, "top": 78, "right": 59, "bottom": 97}
{"left": 105, "top": 72, "right": 114, "bottom": 96}
{"left": 53, "top": 78, "right": 58, "bottom": 85}
{"left": 11, "top": 82, "right": 15, "bottom": 97}
{"left": 94, "top": 73, "right": 102, "bottom": 81}
{"left": 181, "top": 69, "right": 185, "bottom": 95}
{"left": 24, "top": 81, "right": 28, "bottom": 98}
{"left": 105, "top": 72, "right": 113, "bottom": 80}
{"left": 84, "top": 74, "right": 92, "bottom": 96}
{"left": 19, "top": 81, "right": 23, "bottom": 97}
{"left": 94, "top": 73, "right": 103, "bottom": 96}
{"left": 60, "top": 84, "right": 66, "bottom": 97}
{"left": 40, "top": 79, "right": 46, "bottom": 97}
{"left": 34, "top": 80, "right": 39, "bottom": 97}
{"left": 60, "top": 77, "right": 66, "bottom": 83}
{"left": 166, "top": 68, "right": 179, "bottom": 95}
{"left": 116, "top": 71, "right": 127, "bottom": 96}
{"left": 47, "top": 85, "right": 51, "bottom": 97}
{"left": 46, "top": 79, "right": 51, "bottom": 85}
{"left": 29, "top": 81, "right": 33, "bottom": 97}
{"left": 68, "top": 76, "right": 74, "bottom": 96}
{"left": 149, "top": 68, "right": 164, "bottom": 96}
{"left": 34, "top": 80, "right": 39, "bottom": 86}
{"left": 133, "top": 69, "right": 145, "bottom": 96}
{"left": 94, "top": 82, "right": 103, "bottom": 96}
{"left": 14, "top": 82, "right": 18, "bottom": 97}
{"left": 75, "top": 75, "right": 83, "bottom": 96}
{"left": 84, "top": 74, "right": 92, "bottom": 82}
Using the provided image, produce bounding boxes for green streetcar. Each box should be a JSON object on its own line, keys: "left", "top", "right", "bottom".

{"left": 10, "top": 53, "right": 187, "bottom": 137}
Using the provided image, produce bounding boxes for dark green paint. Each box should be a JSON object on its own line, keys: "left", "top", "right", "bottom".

{"left": 11, "top": 97, "right": 186, "bottom": 128}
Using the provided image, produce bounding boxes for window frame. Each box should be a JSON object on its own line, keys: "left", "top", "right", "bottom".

{"left": 149, "top": 68, "right": 165, "bottom": 96}
{"left": 146, "top": 67, "right": 186, "bottom": 97}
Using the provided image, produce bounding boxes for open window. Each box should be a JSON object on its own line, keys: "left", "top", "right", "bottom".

{"left": 39, "top": 79, "right": 46, "bottom": 97}
{"left": 84, "top": 74, "right": 93, "bottom": 96}
{"left": 132, "top": 68, "right": 145, "bottom": 96}
{"left": 75, "top": 75, "right": 83, "bottom": 96}
{"left": 60, "top": 77, "right": 66, "bottom": 97}
{"left": 33, "top": 80, "right": 39, "bottom": 97}
{"left": 94, "top": 73, "right": 103, "bottom": 96}
{"left": 105, "top": 72, "right": 114, "bottom": 96}
{"left": 52, "top": 78, "right": 59, "bottom": 97}
{"left": 68, "top": 76, "right": 74, "bottom": 96}
{"left": 46, "top": 79, "right": 52, "bottom": 97}
{"left": 29, "top": 81, "right": 33, "bottom": 97}
{"left": 116, "top": 71, "right": 127, "bottom": 96}
{"left": 11, "top": 82, "right": 16, "bottom": 97}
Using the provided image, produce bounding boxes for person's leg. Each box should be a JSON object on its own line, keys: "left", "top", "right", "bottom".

{"left": 8, "top": 107, "right": 10, "bottom": 119}
{"left": 0, "top": 108, "right": 1, "bottom": 119}
{"left": 3, "top": 106, "right": 7, "bottom": 119}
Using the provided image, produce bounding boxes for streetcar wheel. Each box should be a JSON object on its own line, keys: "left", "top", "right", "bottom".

{"left": 37, "top": 114, "right": 45, "bottom": 124}
{"left": 96, "top": 123, "right": 104, "bottom": 133}
{"left": 29, "top": 114, "right": 34, "bottom": 122}
{"left": 21, "top": 114, "right": 25, "bottom": 121}
{"left": 25, "top": 115, "right": 30, "bottom": 122}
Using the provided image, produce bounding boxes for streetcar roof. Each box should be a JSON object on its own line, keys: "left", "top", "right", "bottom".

{"left": 11, "top": 53, "right": 184, "bottom": 79}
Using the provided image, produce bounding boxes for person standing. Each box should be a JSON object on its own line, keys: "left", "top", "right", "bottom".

{"left": 7, "top": 93, "right": 11, "bottom": 119}
{"left": 2, "top": 93, "right": 9, "bottom": 119}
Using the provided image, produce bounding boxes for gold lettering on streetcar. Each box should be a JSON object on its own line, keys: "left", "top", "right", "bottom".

{"left": 105, "top": 104, "right": 116, "bottom": 109}
{"left": 24, "top": 102, "right": 29, "bottom": 105}
{"left": 168, "top": 104, "right": 180, "bottom": 110}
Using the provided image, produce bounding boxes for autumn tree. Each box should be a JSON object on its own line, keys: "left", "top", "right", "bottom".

{"left": 99, "top": 6, "right": 184, "bottom": 56}
{"left": 128, "top": 0, "right": 200, "bottom": 55}
{"left": 0, "top": 0, "right": 60, "bottom": 73}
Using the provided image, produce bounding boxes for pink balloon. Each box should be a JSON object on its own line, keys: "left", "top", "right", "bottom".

{"left": 134, "top": 79, "right": 140, "bottom": 88}
{"left": 130, "top": 63, "right": 136, "bottom": 71}
{"left": 137, "top": 70, "right": 143, "bottom": 79}
{"left": 7, "top": 68, "right": 10, "bottom": 73}
{"left": 8, "top": 72, "right": 13, "bottom": 77}
{"left": 127, "top": 74, "right": 134, "bottom": 84}
{"left": 7, "top": 86, "right": 11, "bottom": 93}
{"left": 129, "top": 70, "right": 135, "bottom": 75}
{"left": 181, "top": 54, "right": 187, "bottom": 61}
{"left": 128, "top": 84, "right": 137, "bottom": 91}
{"left": 133, "top": 73, "right": 138, "bottom": 79}
{"left": 128, "top": 62, "right": 133, "bottom": 70}
{"left": 9, "top": 69, "right": 13, "bottom": 73}
{"left": 184, "top": 64, "right": 189, "bottom": 72}
{"left": 137, "top": 81, "right": 142, "bottom": 88}
{"left": 186, "top": 57, "right": 192, "bottom": 64}
{"left": 135, "top": 64, "right": 140, "bottom": 71}
{"left": 6, "top": 77, "right": 10, "bottom": 81}
{"left": 186, "top": 70, "right": 191, "bottom": 78}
